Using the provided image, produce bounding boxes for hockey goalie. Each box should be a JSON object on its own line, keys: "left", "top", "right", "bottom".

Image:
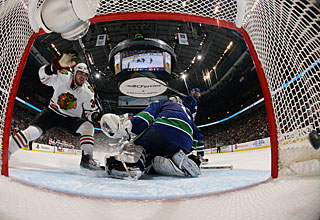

{"left": 100, "top": 96, "right": 202, "bottom": 180}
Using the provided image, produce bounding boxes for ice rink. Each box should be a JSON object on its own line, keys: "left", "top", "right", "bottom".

{"left": 1, "top": 147, "right": 320, "bottom": 220}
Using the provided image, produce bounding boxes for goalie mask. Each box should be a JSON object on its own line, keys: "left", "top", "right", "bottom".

{"left": 169, "top": 96, "right": 183, "bottom": 105}
{"left": 100, "top": 113, "right": 132, "bottom": 139}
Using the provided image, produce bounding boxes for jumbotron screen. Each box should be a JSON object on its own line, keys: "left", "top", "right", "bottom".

{"left": 115, "top": 50, "right": 171, "bottom": 73}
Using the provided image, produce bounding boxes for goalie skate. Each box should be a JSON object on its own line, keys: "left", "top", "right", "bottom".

{"left": 172, "top": 150, "right": 201, "bottom": 177}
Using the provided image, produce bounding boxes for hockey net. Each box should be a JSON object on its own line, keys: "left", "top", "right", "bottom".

{"left": 0, "top": 0, "right": 319, "bottom": 178}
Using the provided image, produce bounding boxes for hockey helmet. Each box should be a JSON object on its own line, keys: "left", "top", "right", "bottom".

{"left": 191, "top": 88, "right": 201, "bottom": 93}
{"left": 169, "top": 96, "right": 183, "bottom": 105}
{"left": 74, "top": 63, "right": 89, "bottom": 75}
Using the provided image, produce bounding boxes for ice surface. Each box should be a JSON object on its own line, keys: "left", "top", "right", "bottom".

{"left": 1, "top": 148, "right": 320, "bottom": 220}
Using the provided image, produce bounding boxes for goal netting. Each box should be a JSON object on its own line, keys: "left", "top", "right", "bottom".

{"left": 0, "top": 0, "right": 319, "bottom": 177}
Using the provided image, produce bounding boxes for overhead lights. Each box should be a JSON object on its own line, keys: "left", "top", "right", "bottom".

{"left": 211, "top": 41, "right": 234, "bottom": 73}
{"left": 87, "top": 53, "right": 94, "bottom": 65}
{"left": 203, "top": 69, "right": 212, "bottom": 86}
{"left": 50, "top": 43, "right": 61, "bottom": 56}
{"left": 197, "top": 55, "right": 202, "bottom": 60}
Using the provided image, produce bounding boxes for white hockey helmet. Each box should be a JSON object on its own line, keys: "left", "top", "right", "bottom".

{"left": 74, "top": 62, "right": 89, "bottom": 75}
{"left": 100, "top": 113, "right": 132, "bottom": 139}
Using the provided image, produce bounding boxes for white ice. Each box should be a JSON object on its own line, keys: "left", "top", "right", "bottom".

{"left": 1, "top": 148, "right": 320, "bottom": 220}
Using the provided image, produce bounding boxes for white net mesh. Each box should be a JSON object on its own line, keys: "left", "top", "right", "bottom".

{"left": 96, "top": 0, "right": 238, "bottom": 21}
{"left": 0, "top": 0, "right": 319, "bottom": 176}
{"left": 242, "top": 0, "right": 320, "bottom": 174}
{"left": 0, "top": 0, "right": 34, "bottom": 174}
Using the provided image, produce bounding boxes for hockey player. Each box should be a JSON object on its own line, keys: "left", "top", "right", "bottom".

{"left": 183, "top": 87, "right": 201, "bottom": 121}
{"left": 195, "top": 132, "right": 208, "bottom": 164}
{"left": 9, "top": 53, "right": 103, "bottom": 170}
{"left": 100, "top": 96, "right": 201, "bottom": 179}
{"left": 182, "top": 88, "right": 208, "bottom": 163}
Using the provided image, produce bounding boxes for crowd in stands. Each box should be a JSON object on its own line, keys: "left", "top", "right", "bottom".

{"left": 11, "top": 101, "right": 270, "bottom": 151}
{"left": 11, "top": 104, "right": 79, "bottom": 149}
{"left": 200, "top": 106, "right": 269, "bottom": 149}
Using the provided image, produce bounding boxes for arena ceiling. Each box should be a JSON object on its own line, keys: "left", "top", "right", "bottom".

{"left": 21, "top": 19, "right": 262, "bottom": 123}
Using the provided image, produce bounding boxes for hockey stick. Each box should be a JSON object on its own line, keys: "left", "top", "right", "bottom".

{"left": 77, "top": 38, "right": 105, "bottom": 113}
{"left": 200, "top": 165, "right": 233, "bottom": 170}
{"left": 135, "top": 72, "right": 187, "bottom": 98}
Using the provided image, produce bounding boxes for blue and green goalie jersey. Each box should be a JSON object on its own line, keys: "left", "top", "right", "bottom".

{"left": 130, "top": 99, "right": 199, "bottom": 153}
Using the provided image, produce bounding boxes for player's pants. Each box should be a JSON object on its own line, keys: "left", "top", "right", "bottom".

{"left": 9, "top": 108, "right": 94, "bottom": 156}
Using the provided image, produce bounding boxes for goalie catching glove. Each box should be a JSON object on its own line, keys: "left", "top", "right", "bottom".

{"left": 100, "top": 113, "right": 132, "bottom": 139}
{"left": 105, "top": 142, "right": 146, "bottom": 180}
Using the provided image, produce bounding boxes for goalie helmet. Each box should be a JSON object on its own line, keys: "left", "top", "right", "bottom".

{"left": 169, "top": 96, "right": 183, "bottom": 105}
{"left": 100, "top": 113, "right": 132, "bottom": 139}
{"left": 74, "top": 63, "right": 89, "bottom": 75}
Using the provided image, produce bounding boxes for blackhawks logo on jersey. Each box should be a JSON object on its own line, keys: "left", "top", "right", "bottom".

{"left": 57, "top": 92, "right": 77, "bottom": 110}
{"left": 88, "top": 85, "right": 94, "bottom": 93}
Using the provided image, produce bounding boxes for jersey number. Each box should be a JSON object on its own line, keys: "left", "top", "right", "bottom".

{"left": 90, "top": 99, "right": 96, "bottom": 108}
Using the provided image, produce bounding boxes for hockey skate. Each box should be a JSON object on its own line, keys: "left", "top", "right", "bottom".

{"left": 309, "top": 130, "right": 320, "bottom": 150}
{"left": 172, "top": 150, "right": 201, "bottom": 177}
{"left": 105, "top": 157, "right": 143, "bottom": 180}
{"left": 199, "top": 156, "right": 209, "bottom": 165}
{"left": 80, "top": 152, "right": 104, "bottom": 171}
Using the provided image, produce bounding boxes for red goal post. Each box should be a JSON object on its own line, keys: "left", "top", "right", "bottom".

{"left": 0, "top": 0, "right": 319, "bottom": 178}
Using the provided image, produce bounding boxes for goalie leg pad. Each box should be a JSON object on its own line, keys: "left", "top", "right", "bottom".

{"left": 152, "top": 156, "right": 185, "bottom": 177}
{"left": 172, "top": 150, "right": 201, "bottom": 177}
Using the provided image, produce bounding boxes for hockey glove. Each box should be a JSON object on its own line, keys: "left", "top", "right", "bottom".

{"left": 91, "top": 112, "right": 103, "bottom": 124}
{"left": 52, "top": 53, "right": 77, "bottom": 72}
